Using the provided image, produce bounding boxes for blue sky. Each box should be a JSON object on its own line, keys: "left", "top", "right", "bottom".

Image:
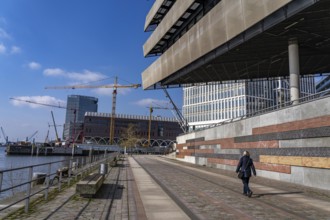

{"left": 0, "top": 0, "right": 182, "bottom": 143}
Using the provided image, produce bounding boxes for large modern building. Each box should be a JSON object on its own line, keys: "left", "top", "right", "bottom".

{"left": 142, "top": 0, "right": 330, "bottom": 90}
{"left": 183, "top": 77, "right": 315, "bottom": 129}
{"left": 63, "top": 95, "right": 98, "bottom": 143}
{"left": 83, "top": 112, "right": 182, "bottom": 147}
{"left": 141, "top": 1, "right": 330, "bottom": 190}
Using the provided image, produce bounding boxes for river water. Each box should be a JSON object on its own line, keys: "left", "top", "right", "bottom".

{"left": 0, "top": 146, "right": 72, "bottom": 200}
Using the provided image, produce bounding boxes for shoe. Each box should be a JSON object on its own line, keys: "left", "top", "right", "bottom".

{"left": 242, "top": 193, "right": 247, "bottom": 196}
{"left": 248, "top": 191, "right": 253, "bottom": 198}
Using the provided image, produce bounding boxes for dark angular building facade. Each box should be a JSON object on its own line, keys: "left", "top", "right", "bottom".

{"left": 63, "top": 95, "right": 98, "bottom": 143}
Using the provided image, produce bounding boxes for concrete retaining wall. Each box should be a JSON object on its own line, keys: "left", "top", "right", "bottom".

{"left": 176, "top": 97, "right": 330, "bottom": 191}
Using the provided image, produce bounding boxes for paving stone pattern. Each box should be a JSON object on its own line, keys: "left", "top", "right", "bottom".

{"left": 134, "top": 155, "right": 330, "bottom": 220}
{"left": 3, "top": 158, "right": 137, "bottom": 220}
{"left": 3, "top": 155, "right": 330, "bottom": 220}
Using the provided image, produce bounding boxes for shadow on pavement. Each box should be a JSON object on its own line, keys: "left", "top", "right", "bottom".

{"left": 95, "top": 183, "right": 124, "bottom": 200}
{"left": 253, "top": 191, "right": 303, "bottom": 198}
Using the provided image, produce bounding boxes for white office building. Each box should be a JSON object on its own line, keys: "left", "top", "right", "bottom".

{"left": 183, "top": 77, "right": 315, "bottom": 130}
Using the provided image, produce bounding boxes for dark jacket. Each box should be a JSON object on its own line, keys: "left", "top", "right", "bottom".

{"left": 236, "top": 155, "right": 256, "bottom": 177}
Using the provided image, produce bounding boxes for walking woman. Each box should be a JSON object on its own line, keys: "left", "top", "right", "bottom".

{"left": 236, "top": 151, "right": 256, "bottom": 197}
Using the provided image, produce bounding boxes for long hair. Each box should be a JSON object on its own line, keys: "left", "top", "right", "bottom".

{"left": 243, "top": 151, "right": 250, "bottom": 157}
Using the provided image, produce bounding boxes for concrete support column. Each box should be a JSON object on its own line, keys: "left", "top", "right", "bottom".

{"left": 288, "top": 38, "right": 300, "bottom": 105}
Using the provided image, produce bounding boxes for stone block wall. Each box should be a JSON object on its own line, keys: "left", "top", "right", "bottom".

{"left": 176, "top": 97, "right": 330, "bottom": 190}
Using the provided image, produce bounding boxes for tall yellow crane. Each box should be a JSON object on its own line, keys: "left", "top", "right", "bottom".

{"left": 45, "top": 77, "right": 141, "bottom": 144}
{"left": 146, "top": 105, "right": 175, "bottom": 147}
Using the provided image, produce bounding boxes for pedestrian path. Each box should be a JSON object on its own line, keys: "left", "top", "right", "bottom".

{"left": 135, "top": 155, "right": 330, "bottom": 220}
{"left": 1, "top": 155, "right": 329, "bottom": 219}
{"left": 156, "top": 156, "right": 330, "bottom": 214}
{"left": 1, "top": 155, "right": 189, "bottom": 220}
{"left": 128, "top": 157, "right": 190, "bottom": 220}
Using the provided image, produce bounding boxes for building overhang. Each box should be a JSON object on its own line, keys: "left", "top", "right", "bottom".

{"left": 142, "top": 0, "right": 330, "bottom": 89}
{"left": 144, "top": 0, "right": 176, "bottom": 32}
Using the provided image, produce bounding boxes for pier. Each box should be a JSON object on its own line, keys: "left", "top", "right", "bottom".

{"left": 1, "top": 155, "right": 329, "bottom": 220}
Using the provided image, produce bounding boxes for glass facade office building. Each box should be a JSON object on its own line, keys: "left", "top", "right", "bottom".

{"left": 183, "top": 77, "right": 315, "bottom": 129}
{"left": 63, "top": 95, "right": 98, "bottom": 143}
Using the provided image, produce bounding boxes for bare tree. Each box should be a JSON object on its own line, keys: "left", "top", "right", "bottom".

{"left": 119, "top": 124, "right": 141, "bottom": 154}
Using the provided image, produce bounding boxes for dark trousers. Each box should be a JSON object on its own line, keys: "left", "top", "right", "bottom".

{"left": 241, "top": 177, "right": 251, "bottom": 194}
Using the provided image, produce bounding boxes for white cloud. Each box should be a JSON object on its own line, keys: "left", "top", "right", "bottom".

{"left": 67, "top": 70, "right": 106, "bottom": 83}
{"left": 0, "top": 24, "right": 20, "bottom": 55}
{"left": 0, "top": 28, "right": 10, "bottom": 39}
{"left": 92, "top": 86, "right": 132, "bottom": 96}
{"left": 43, "top": 68, "right": 65, "bottom": 76}
{"left": 10, "top": 46, "right": 21, "bottom": 54}
{"left": 134, "top": 98, "right": 169, "bottom": 107}
{"left": 10, "top": 96, "right": 66, "bottom": 109}
{"left": 0, "top": 43, "right": 6, "bottom": 54}
{"left": 43, "top": 68, "right": 107, "bottom": 84}
{"left": 93, "top": 88, "right": 113, "bottom": 96}
{"left": 28, "top": 61, "right": 41, "bottom": 70}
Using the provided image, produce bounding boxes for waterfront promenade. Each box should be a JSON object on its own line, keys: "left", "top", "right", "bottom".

{"left": 2, "top": 155, "right": 330, "bottom": 220}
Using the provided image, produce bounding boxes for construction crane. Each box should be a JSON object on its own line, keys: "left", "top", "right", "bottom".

{"left": 45, "top": 76, "right": 141, "bottom": 144}
{"left": 26, "top": 130, "right": 38, "bottom": 142}
{"left": 45, "top": 122, "right": 63, "bottom": 144}
{"left": 51, "top": 111, "right": 60, "bottom": 143}
{"left": 1, "top": 127, "right": 8, "bottom": 145}
{"left": 10, "top": 98, "right": 66, "bottom": 109}
{"left": 44, "top": 129, "right": 50, "bottom": 143}
{"left": 146, "top": 105, "right": 176, "bottom": 147}
{"left": 9, "top": 97, "right": 73, "bottom": 145}
{"left": 162, "top": 88, "right": 189, "bottom": 133}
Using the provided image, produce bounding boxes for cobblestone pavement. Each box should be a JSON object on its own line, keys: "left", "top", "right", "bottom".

{"left": 2, "top": 155, "right": 330, "bottom": 220}
{"left": 133, "top": 155, "right": 330, "bottom": 220}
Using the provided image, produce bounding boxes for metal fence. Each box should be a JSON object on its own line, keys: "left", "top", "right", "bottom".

{"left": 0, "top": 152, "right": 119, "bottom": 213}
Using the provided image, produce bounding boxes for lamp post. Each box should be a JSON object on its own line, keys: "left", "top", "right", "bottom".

{"left": 148, "top": 106, "right": 153, "bottom": 147}
{"left": 194, "top": 139, "right": 196, "bottom": 164}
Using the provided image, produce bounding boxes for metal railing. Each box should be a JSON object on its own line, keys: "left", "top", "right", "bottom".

{"left": 0, "top": 152, "right": 119, "bottom": 214}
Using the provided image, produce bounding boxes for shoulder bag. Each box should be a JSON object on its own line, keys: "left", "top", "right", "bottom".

{"left": 238, "top": 158, "right": 250, "bottom": 179}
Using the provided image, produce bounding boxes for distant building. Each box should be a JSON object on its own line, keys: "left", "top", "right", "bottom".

{"left": 63, "top": 95, "right": 98, "bottom": 143}
{"left": 83, "top": 112, "right": 182, "bottom": 147}
{"left": 183, "top": 77, "right": 315, "bottom": 130}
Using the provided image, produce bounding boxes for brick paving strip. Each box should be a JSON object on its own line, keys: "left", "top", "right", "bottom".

{"left": 128, "top": 157, "right": 190, "bottom": 220}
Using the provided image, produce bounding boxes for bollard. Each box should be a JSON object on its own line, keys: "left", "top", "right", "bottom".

{"left": 99, "top": 163, "right": 108, "bottom": 175}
